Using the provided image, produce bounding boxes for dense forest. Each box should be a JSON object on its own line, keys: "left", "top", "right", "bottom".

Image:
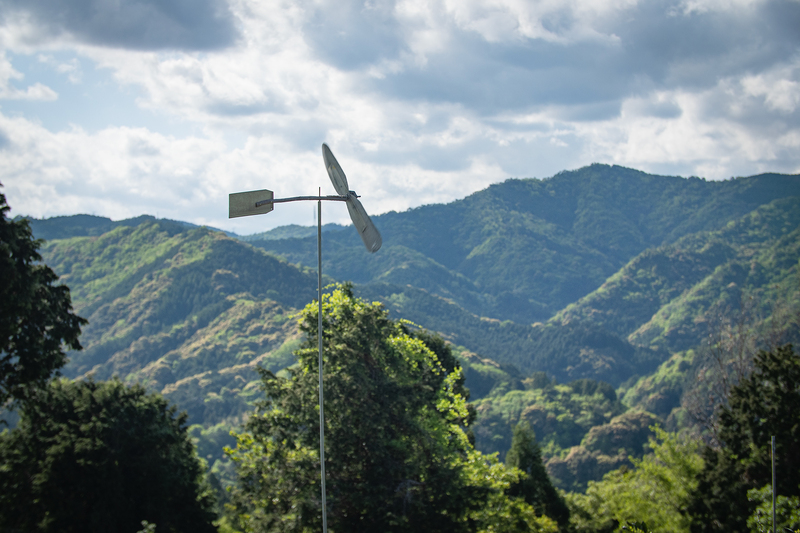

{"left": 3, "top": 164, "right": 800, "bottom": 531}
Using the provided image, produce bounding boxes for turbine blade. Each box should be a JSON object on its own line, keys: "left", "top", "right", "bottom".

{"left": 322, "top": 143, "right": 349, "bottom": 196}
{"left": 346, "top": 197, "right": 382, "bottom": 253}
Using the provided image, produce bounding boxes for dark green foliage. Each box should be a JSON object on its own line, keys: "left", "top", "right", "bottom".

{"left": 458, "top": 350, "right": 524, "bottom": 400}
{"left": 163, "top": 367, "right": 265, "bottom": 427}
{"left": 688, "top": 344, "right": 800, "bottom": 532}
{"left": 0, "top": 378, "right": 217, "bottom": 533}
{"left": 505, "top": 422, "right": 570, "bottom": 528}
{"left": 543, "top": 410, "right": 659, "bottom": 493}
{"left": 359, "top": 282, "right": 665, "bottom": 385}
{"left": 569, "top": 379, "right": 617, "bottom": 402}
{"left": 0, "top": 190, "right": 86, "bottom": 411}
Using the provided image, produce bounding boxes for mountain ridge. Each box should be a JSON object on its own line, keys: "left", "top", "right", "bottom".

{"left": 246, "top": 165, "right": 800, "bottom": 324}
{"left": 24, "top": 164, "right": 800, "bottom": 486}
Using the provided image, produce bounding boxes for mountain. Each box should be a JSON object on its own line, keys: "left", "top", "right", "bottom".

{"left": 239, "top": 223, "right": 346, "bottom": 241}
{"left": 248, "top": 165, "right": 800, "bottom": 324}
{"left": 38, "top": 221, "right": 320, "bottom": 425}
{"left": 555, "top": 196, "right": 800, "bottom": 352}
{"left": 26, "top": 164, "right": 800, "bottom": 489}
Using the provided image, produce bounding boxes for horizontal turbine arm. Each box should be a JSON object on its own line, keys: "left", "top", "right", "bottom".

{"left": 255, "top": 195, "right": 350, "bottom": 207}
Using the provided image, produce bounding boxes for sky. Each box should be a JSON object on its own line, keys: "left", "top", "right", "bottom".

{"left": 0, "top": 0, "right": 798, "bottom": 235}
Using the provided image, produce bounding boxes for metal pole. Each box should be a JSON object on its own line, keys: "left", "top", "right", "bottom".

{"left": 772, "top": 435, "right": 776, "bottom": 533}
{"left": 318, "top": 192, "right": 328, "bottom": 533}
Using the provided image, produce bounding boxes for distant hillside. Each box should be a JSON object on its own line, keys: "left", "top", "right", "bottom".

{"left": 39, "top": 221, "right": 320, "bottom": 424}
{"left": 247, "top": 165, "right": 800, "bottom": 324}
{"left": 239, "top": 223, "right": 345, "bottom": 241}
{"left": 555, "top": 196, "right": 800, "bottom": 351}
{"left": 355, "top": 282, "right": 665, "bottom": 386}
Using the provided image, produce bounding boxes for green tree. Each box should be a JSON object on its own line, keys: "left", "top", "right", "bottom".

{"left": 688, "top": 344, "right": 800, "bottom": 533}
{"left": 0, "top": 378, "right": 217, "bottom": 533}
{"left": 566, "top": 427, "right": 704, "bottom": 533}
{"left": 746, "top": 485, "right": 800, "bottom": 533}
{"left": 0, "top": 189, "right": 86, "bottom": 411}
{"left": 505, "top": 421, "right": 570, "bottom": 528}
{"left": 226, "top": 285, "right": 554, "bottom": 533}
{"left": 463, "top": 450, "right": 557, "bottom": 533}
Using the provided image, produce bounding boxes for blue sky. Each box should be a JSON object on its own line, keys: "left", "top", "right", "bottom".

{"left": 0, "top": 0, "right": 798, "bottom": 234}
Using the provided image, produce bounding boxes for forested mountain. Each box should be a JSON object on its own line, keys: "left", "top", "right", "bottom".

{"left": 249, "top": 164, "right": 800, "bottom": 323}
{"left": 556, "top": 196, "right": 800, "bottom": 351}
{"left": 28, "top": 164, "right": 800, "bottom": 490}
{"left": 38, "top": 221, "right": 318, "bottom": 426}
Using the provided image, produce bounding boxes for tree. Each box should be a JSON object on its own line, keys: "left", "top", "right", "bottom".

{"left": 505, "top": 422, "right": 570, "bottom": 528}
{"left": 746, "top": 485, "right": 800, "bottom": 533}
{"left": 0, "top": 189, "right": 86, "bottom": 411}
{"left": 566, "top": 427, "right": 704, "bottom": 533}
{"left": 688, "top": 344, "right": 800, "bottom": 533}
{"left": 226, "top": 285, "right": 555, "bottom": 533}
{"left": 0, "top": 378, "right": 217, "bottom": 532}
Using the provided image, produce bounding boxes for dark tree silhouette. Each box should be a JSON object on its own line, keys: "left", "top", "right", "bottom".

{"left": 0, "top": 188, "right": 86, "bottom": 412}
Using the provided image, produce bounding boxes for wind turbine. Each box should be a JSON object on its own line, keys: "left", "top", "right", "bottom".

{"left": 228, "top": 143, "right": 382, "bottom": 532}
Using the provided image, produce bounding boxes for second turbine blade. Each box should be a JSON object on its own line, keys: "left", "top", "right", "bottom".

{"left": 346, "top": 197, "right": 382, "bottom": 253}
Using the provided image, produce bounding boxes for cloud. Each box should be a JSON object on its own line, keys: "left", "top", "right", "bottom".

{"left": 16, "top": 0, "right": 797, "bottom": 132}
{"left": 0, "top": 0, "right": 798, "bottom": 235}
{"left": 0, "top": 108, "right": 511, "bottom": 233}
{"left": 0, "top": 0, "right": 239, "bottom": 50}
{"left": 741, "top": 65, "right": 800, "bottom": 114}
{"left": 576, "top": 74, "right": 800, "bottom": 178}
{"left": 0, "top": 52, "right": 58, "bottom": 100}
{"left": 38, "top": 54, "right": 83, "bottom": 83}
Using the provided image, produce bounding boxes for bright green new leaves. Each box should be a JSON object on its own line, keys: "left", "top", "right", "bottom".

{"left": 462, "top": 449, "right": 558, "bottom": 533}
{"left": 566, "top": 427, "right": 704, "bottom": 533}
{"left": 226, "top": 285, "right": 556, "bottom": 532}
{"left": 746, "top": 485, "right": 800, "bottom": 533}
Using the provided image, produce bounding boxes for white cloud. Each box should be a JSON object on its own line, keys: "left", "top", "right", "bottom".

{"left": 573, "top": 74, "right": 800, "bottom": 178}
{"left": 741, "top": 65, "right": 800, "bottom": 114}
{"left": 0, "top": 104, "right": 510, "bottom": 233}
{"left": 0, "top": 52, "right": 58, "bottom": 100}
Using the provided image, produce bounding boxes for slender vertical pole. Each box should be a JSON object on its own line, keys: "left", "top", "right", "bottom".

{"left": 318, "top": 192, "right": 328, "bottom": 533}
{"left": 772, "top": 435, "right": 776, "bottom": 533}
